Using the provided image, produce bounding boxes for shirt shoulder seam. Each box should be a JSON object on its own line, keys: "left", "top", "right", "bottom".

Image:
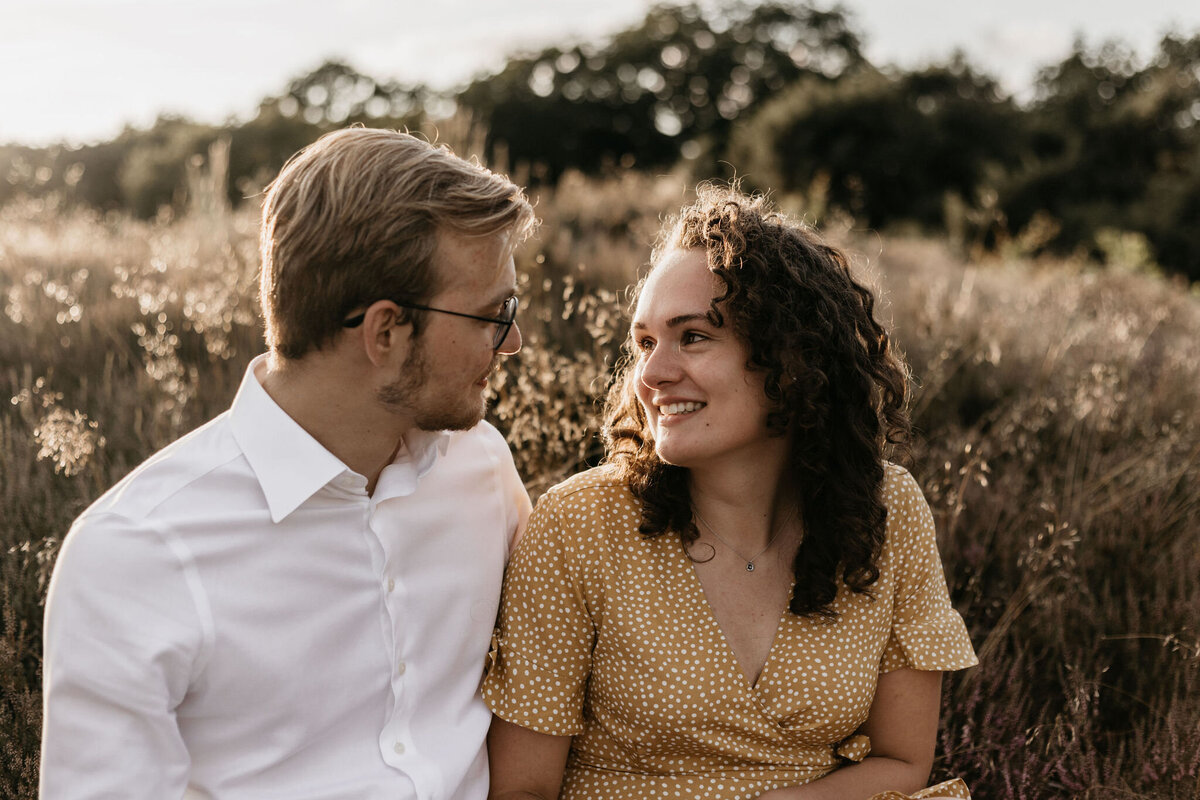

{"left": 90, "top": 446, "right": 248, "bottom": 523}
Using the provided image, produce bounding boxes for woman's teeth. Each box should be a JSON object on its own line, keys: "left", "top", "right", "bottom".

{"left": 659, "top": 402, "right": 705, "bottom": 416}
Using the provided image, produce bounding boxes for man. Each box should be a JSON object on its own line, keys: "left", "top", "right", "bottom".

{"left": 40, "top": 127, "right": 537, "bottom": 799}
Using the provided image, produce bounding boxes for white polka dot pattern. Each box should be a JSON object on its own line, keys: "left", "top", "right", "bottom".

{"left": 482, "top": 464, "right": 977, "bottom": 799}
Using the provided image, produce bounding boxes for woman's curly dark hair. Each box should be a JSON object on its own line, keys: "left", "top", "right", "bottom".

{"left": 602, "top": 184, "right": 912, "bottom": 619}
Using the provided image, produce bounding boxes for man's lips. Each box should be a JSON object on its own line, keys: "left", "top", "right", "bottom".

{"left": 477, "top": 361, "right": 501, "bottom": 387}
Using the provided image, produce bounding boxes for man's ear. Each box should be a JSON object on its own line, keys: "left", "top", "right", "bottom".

{"left": 353, "top": 300, "right": 413, "bottom": 367}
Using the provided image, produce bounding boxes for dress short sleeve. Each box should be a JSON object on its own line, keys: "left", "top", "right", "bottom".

{"left": 868, "top": 777, "right": 972, "bottom": 799}
{"left": 482, "top": 489, "right": 595, "bottom": 735}
{"left": 878, "top": 468, "right": 978, "bottom": 674}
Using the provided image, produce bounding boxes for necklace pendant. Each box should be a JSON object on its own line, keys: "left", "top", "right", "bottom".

{"left": 746, "top": 562, "right": 755, "bottom": 572}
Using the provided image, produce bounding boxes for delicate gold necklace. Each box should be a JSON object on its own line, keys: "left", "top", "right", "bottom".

{"left": 692, "top": 507, "right": 794, "bottom": 573}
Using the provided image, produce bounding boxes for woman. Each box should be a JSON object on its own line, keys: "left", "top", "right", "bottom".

{"left": 483, "top": 185, "right": 977, "bottom": 799}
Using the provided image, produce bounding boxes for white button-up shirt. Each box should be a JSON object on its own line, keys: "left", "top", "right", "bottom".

{"left": 41, "top": 355, "right": 531, "bottom": 800}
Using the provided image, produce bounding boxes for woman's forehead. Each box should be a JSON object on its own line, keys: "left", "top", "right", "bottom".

{"left": 633, "top": 249, "right": 719, "bottom": 321}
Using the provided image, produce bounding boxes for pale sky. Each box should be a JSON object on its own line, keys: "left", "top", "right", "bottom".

{"left": 3, "top": 0, "right": 1199, "bottom": 146}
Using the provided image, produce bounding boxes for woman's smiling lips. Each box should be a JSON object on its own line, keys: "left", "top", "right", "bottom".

{"left": 653, "top": 400, "right": 707, "bottom": 423}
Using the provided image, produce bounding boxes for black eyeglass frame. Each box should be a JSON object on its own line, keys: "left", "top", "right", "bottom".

{"left": 342, "top": 295, "right": 519, "bottom": 350}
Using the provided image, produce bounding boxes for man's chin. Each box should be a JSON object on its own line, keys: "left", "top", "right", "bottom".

{"left": 415, "top": 401, "right": 485, "bottom": 433}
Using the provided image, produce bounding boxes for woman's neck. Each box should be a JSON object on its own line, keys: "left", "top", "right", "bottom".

{"left": 686, "top": 446, "right": 796, "bottom": 552}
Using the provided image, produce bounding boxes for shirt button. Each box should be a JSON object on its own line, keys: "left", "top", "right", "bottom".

{"left": 393, "top": 741, "right": 406, "bottom": 755}
{"left": 396, "top": 661, "right": 407, "bottom": 676}
{"left": 387, "top": 579, "right": 395, "bottom": 592}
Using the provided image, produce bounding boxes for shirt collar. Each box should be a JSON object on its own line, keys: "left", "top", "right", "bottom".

{"left": 229, "top": 354, "right": 451, "bottom": 522}
{"left": 229, "top": 355, "right": 349, "bottom": 523}
{"left": 371, "top": 428, "right": 452, "bottom": 507}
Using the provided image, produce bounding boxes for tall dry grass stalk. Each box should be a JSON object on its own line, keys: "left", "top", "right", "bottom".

{"left": 1, "top": 174, "right": 1197, "bottom": 799}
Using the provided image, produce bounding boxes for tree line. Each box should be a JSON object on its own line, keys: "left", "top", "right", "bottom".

{"left": 3, "top": 2, "right": 1199, "bottom": 280}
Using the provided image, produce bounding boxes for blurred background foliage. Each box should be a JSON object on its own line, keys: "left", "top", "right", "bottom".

{"left": 2, "top": 1, "right": 1199, "bottom": 280}
{"left": 3, "top": 3, "right": 1200, "bottom": 798}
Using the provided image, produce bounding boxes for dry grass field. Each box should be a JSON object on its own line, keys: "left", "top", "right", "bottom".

{"left": 1, "top": 169, "right": 1198, "bottom": 798}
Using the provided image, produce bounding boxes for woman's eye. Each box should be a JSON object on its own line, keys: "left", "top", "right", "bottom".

{"left": 635, "top": 337, "right": 654, "bottom": 352}
{"left": 682, "top": 331, "right": 707, "bottom": 345}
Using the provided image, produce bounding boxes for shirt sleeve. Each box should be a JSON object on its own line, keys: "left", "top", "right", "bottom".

{"left": 41, "top": 512, "right": 209, "bottom": 799}
{"left": 500, "top": 446, "right": 532, "bottom": 556}
{"left": 476, "top": 421, "right": 532, "bottom": 556}
{"left": 878, "top": 469, "right": 978, "bottom": 674}
{"left": 481, "top": 490, "right": 595, "bottom": 735}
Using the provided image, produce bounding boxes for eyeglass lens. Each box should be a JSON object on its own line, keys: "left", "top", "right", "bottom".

{"left": 494, "top": 296, "right": 518, "bottom": 349}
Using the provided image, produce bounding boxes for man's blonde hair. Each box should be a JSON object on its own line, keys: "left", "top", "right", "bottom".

{"left": 259, "top": 127, "right": 536, "bottom": 359}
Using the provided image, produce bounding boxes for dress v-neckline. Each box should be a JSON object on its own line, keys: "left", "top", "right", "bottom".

{"left": 672, "top": 535, "right": 796, "bottom": 691}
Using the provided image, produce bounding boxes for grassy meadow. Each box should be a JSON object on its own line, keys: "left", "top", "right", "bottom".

{"left": 1, "top": 167, "right": 1198, "bottom": 799}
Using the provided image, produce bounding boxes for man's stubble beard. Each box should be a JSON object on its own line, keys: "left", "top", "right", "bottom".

{"left": 376, "top": 339, "right": 490, "bottom": 432}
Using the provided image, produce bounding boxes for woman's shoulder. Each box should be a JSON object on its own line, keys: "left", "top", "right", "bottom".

{"left": 530, "top": 466, "right": 639, "bottom": 528}
{"left": 524, "top": 466, "right": 643, "bottom": 557}
{"left": 538, "top": 464, "right": 636, "bottom": 509}
{"left": 881, "top": 461, "right": 925, "bottom": 505}
{"left": 878, "top": 461, "right": 939, "bottom": 560}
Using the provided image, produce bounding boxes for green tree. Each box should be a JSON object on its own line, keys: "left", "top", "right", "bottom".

{"left": 228, "top": 60, "right": 432, "bottom": 202}
{"left": 729, "top": 57, "right": 1025, "bottom": 231}
{"left": 0, "top": 61, "right": 434, "bottom": 218}
{"left": 116, "top": 117, "right": 218, "bottom": 217}
{"left": 458, "top": 1, "right": 865, "bottom": 180}
{"left": 1002, "top": 35, "right": 1200, "bottom": 278}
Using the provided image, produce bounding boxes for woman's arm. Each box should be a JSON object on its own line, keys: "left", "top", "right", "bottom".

{"left": 487, "top": 715, "right": 574, "bottom": 800}
{"left": 758, "top": 668, "right": 943, "bottom": 800}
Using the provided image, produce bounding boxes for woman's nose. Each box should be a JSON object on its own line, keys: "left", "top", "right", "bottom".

{"left": 638, "top": 343, "right": 680, "bottom": 388}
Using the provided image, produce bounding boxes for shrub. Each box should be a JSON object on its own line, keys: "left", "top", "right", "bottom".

{"left": 1, "top": 174, "right": 1197, "bottom": 799}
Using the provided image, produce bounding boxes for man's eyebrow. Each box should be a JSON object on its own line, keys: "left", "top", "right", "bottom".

{"left": 631, "top": 312, "right": 710, "bottom": 330}
{"left": 485, "top": 287, "right": 518, "bottom": 307}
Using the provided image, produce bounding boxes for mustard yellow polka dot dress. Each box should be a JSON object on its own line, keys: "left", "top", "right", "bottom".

{"left": 483, "top": 464, "right": 978, "bottom": 800}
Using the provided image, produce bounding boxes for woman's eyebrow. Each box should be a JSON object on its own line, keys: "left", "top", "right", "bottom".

{"left": 631, "top": 312, "right": 710, "bottom": 331}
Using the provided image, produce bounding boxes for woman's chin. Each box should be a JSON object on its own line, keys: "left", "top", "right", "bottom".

{"left": 653, "top": 441, "right": 698, "bottom": 468}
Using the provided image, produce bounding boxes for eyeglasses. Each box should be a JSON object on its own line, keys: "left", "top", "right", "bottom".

{"left": 343, "top": 295, "right": 519, "bottom": 351}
